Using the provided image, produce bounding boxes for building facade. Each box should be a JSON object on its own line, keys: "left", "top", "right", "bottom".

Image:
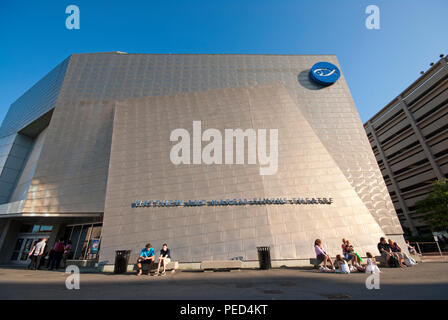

{"left": 364, "top": 56, "right": 448, "bottom": 236}
{"left": 0, "top": 53, "right": 403, "bottom": 268}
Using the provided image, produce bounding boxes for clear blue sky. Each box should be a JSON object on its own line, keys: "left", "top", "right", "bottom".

{"left": 0, "top": 0, "right": 447, "bottom": 124}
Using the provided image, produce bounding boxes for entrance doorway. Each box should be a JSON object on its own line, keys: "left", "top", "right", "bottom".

{"left": 10, "top": 235, "right": 48, "bottom": 265}
{"left": 9, "top": 224, "right": 53, "bottom": 265}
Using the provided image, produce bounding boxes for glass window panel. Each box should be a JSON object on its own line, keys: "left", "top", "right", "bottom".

{"left": 62, "top": 226, "right": 73, "bottom": 242}
{"left": 69, "top": 226, "right": 82, "bottom": 258}
{"left": 80, "top": 240, "right": 89, "bottom": 260}
{"left": 90, "top": 225, "right": 102, "bottom": 239}
{"left": 73, "top": 226, "right": 89, "bottom": 259}
{"left": 20, "top": 239, "right": 34, "bottom": 261}
{"left": 13, "top": 238, "right": 24, "bottom": 251}
{"left": 19, "top": 224, "right": 33, "bottom": 233}
{"left": 39, "top": 226, "right": 53, "bottom": 232}
{"left": 10, "top": 252, "right": 19, "bottom": 261}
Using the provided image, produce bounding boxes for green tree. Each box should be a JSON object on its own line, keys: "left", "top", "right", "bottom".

{"left": 416, "top": 178, "right": 448, "bottom": 232}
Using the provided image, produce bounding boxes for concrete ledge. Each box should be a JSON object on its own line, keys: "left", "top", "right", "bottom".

{"left": 271, "top": 259, "right": 312, "bottom": 268}
{"left": 100, "top": 259, "right": 318, "bottom": 272}
{"left": 101, "top": 261, "right": 179, "bottom": 273}
{"left": 201, "top": 260, "right": 242, "bottom": 271}
{"left": 177, "top": 262, "right": 202, "bottom": 270}
{"left": 66, "top": 260, "right": 97, "bottom": 268}
{"left": 375, "top": 255, "right": 387, "bottom": 266}
{"left": 165, "top": 261, "right": 179, "bottom": 270}
{"left": 309, "top": 258, "right": 321, "bottom": 268}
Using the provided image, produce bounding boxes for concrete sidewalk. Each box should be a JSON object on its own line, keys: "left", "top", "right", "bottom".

{"left": 0, "top": 262, "right": 447, "bottom": 300}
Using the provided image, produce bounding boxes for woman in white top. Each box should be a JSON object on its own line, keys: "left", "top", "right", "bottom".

{"left": 365, "top": 252, "right": 381, "bottom": 274}
{"left": 335, "top": 255, "right": 350, "bottom": 274}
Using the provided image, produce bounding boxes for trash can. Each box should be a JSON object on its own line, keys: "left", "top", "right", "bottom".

{"left": 257, "top": 246, "right": 272, "bottom": 270}
{"left": 114, "top": 250, "right": 131, "bottom": 274}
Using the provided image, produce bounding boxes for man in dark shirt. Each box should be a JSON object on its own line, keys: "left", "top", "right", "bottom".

{"left": 378, "top": 237, "right": 394, "bottom": 266}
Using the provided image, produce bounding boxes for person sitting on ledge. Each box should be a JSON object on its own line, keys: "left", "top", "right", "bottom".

{"left": 377, "top": 237, "right": 404, "bottom": 267}
{"left": 156, "top": 243, "right": 171, "bottom": 276}
{"left": 406, "top": 240, "right": 418, "bottom": 255}
{"left": 343, "top": 239, "right": 362, "bottom": 266}
{"left": 341, "top": 238, "right": 352, "bottom": 263}
{"left": 314, "top": 239, "right": 335, "bottom": 271}
{"left": 365, "top": 252, "right": 381, "bottom": 274}
{"left": 137, "top": 243, "right": 155, "bottom": 276}
{"left": 335, "top": 254, "right": 350, "bottom": 274}
{"left": 389, "top": 238, "right": 416, "bottom": 266}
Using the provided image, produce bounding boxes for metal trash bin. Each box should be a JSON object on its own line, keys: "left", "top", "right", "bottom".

{"left": 114, "top": 250, "right": 131, "bottom": 274}
{"left": 257, "top": 246, "right": 272, "bottom": 270}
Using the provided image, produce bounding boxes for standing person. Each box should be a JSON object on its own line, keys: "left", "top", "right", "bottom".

{"left": 50, "top": 238, "right": 65, "bottom": 270}
{"left": 62, "top": 240, "right": 73, "bottom": 268}
{"left": 29, "top": 238, "right": 47, "bottom": 270}
{"left": 136, "top": 243, "right": 155, "bottom": 276}
{"left": 314, "top": 239, "right": 335, "bottom": 270}
{"left": 156, "top": 243, "right": 171, "bottom": 276}
{"left": 27, "top": 241, "right": 38, "bottom": 270}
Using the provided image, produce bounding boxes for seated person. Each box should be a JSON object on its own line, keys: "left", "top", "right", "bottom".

{"left": 341, "top": 238, "right": 347, "bottom": 252}
{"left": 156, "top": 243, "right": 171, "bottom": 276}
{"left": 365, "top": 252, "right": 381, "bottom": 274}
{"left": 335, "top": 255, "right": 350, "bottom": 274}
{"left": 377, "top": 237, "right": 404, "bottom": 267}
{"left": 388, "top": 238, "right": 402, "bottom": 253}
{"left": 341, "top": 238, "right": 352, "bottom": 263}
{"left": 377, "top": 237, "right": 393, "bottom": 266}
{"left": 388, "top": 238, "right": 410, "bottom": 266}
{"left": 348, "top": 240, "right": 363, "bottom": 265}
{"left": 344, "top": 240, "right": 361, "bottom": 266}
{"left": 314, "top": 239, "right": 335, "bottom": 270}
{"left": 137, "top": 243, "right": 155, "bottom": 276}
{"left": 405, "top": 240, "right": 418, "bottom": 255}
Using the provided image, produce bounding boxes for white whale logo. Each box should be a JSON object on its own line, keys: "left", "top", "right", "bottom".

{"left": 313, "top": 68, "right": 337, "bottom": 77}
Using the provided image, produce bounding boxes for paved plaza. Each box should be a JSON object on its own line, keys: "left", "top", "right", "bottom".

{"left": 0, "top": 262, "right": 447, "bottom": 300}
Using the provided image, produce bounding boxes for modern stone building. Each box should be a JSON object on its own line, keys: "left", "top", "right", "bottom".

{"left": 364, "top": 56, "right": 448, "bottom": 236}
{"left": 0, "top": 52, "right": 404, "bottom": 268}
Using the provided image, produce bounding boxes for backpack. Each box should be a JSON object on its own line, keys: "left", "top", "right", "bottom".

{"left": 389, "top": 255, "right": 400, "bottom": 268}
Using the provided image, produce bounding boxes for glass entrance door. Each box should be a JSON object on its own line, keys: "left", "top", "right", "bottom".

{"left": 10, "top": 235, "right": 48, "bottom": 265}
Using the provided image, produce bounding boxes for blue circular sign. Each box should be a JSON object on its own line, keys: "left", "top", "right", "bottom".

{"left": 309, "top": 62, "right": 341, "bottom": 86}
